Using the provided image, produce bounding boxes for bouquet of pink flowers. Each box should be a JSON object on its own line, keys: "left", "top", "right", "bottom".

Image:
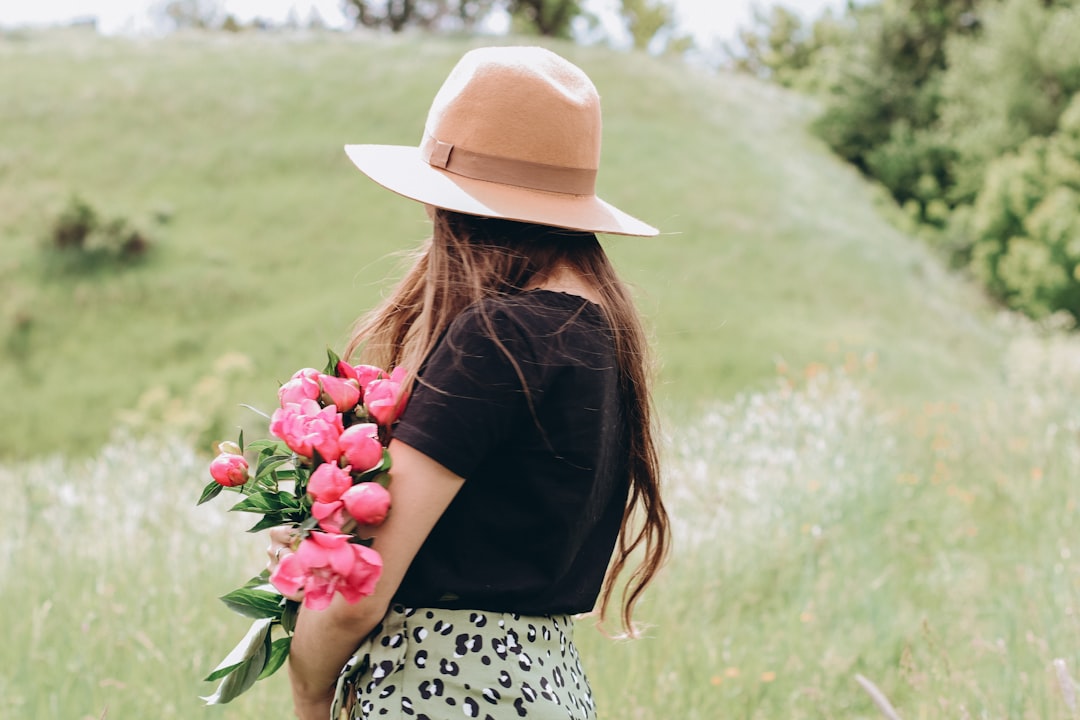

{"left": 197, "top": 349, "right": 409, "bottom": 705}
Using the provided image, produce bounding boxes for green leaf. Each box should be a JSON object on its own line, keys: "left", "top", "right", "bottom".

{"left": 201, "top": 618, "right": 272, "bottom": 704}
{"left": 231, "top": 490, "right": 296, "bottom": 514}
{"left": 243, "top": 570, "right": 271, "bottom": 588}
{"left": 257, "top": 637, "right": 292, "bottom": 680}
{"left": 238, "top": 428, "right": 245, "bottom": 453}
{"left": 362, "top": 448, "right": 392, "bottom": 474}
{"left": 325, "top": 347, "right": 342, "bottom": 375}
{"left": 270, "top": 468, "right": 299, "bottom": 483}
{"left": 247, "top": 513, "right": 286, "bottom": 533}
{"left": 247, "top": 438, "right": 287, "bottom": 455}
{"left": 255, "top": 454, "right": 291, "bottom": 478}
{"left": 219, "top": 587, "right": 284, "bottom": 619}
{"left": 197, "top": 480, "right": 224, "bottom": 506}
{"left": 203, "top": 661, "right": 244, "bottom": 683}
{"left": 281, "top": 599, "right": 300, "bottom": 634}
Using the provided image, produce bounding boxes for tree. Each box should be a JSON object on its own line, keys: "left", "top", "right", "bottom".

{"left": 936, "top": 0, "right": 1080, "bottom": 201}
{"left": 342, "top": 0, "right": 497, "bottom": 32}
{"left": 960, "top": 94, "right": 1080, "bottom": 319}
{"left": 158, "top": 0, "right": 221, "bottom": 29}
{"left": 617, "top": 0, "right": 691, "bottom": 54}
{"left": 345, "top": 0, "right": 419, "bottom": 32}
{"left": 507, "top": 0, "right": 584, "bottom": 38}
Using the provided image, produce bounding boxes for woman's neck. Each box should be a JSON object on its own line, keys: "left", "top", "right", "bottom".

{"left": 527, "top": 265, "right": 602, "bottom": 305}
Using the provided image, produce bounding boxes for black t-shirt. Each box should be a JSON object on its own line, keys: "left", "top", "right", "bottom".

{"left": 392, "top": 289, "right": 629, "bottom": 615}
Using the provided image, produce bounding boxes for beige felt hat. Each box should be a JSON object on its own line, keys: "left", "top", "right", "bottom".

{"left": 344, "top": 46, "right": 658, "bottom": 237}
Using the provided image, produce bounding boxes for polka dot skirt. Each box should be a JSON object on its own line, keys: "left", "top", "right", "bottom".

{"left": 332, "top": 606, "right": 597, "bottom": 720}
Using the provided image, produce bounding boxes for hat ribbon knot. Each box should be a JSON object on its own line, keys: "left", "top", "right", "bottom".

{"left": 420, "top": 133, "right": 597, "bottom": 197}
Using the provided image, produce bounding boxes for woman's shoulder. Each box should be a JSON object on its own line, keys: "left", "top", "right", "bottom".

{"left": 438, "top": 290, "right": 610, "bottom": 366}
{"left": 463, "top": 289, "right": 605, "bottom": 331}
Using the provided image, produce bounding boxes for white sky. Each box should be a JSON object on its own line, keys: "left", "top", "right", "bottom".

{"left": 0, "top": 0, "right": 847, "bottom": 44}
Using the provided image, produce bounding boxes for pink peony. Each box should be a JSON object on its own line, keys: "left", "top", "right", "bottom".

{"left": 269, "top": 552, "right": 306, "bottom": 599}
{"left": 342, "top": 482, "right": 392, "bottom": 526}
{"left": 320, "top": 374, "right": 361, "bottom": 412}
{"left": 209, "top": 453, "right": 249, "bottom": 487}
{"left": 311, "top": 499, "right": 348, "bottom": 534}
{"left": 336, "top": 362, "right": 387, "bottom": 394}
{"left": 269, "top": 399, "right": 344, "bottom": 462}
{"left": 270, "top": 400, "right": 318, "bottom": 457}
{"left": 278, "top": 369, "right": 321, "bottom": 406}
{"left": 338, "top": 423, "right": 383, "bottom": 472}
{"left": 364, "top": 367, "right": 410, "bottom": 426}
{"left": 307, "top": 462, "right": 353, "bottom": 503}
{"left": 269, "top": 531, "right": 383, "bottom": 610}
{"left": 335, "top": 360, "right": 356, "bottom": 381}
{"left": 306, "top": 406, "right": 344, "bottom": 463}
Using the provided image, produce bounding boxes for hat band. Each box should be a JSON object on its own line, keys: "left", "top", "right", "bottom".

{"left": 420, "top": 133, "right": 597, "bottom": 196}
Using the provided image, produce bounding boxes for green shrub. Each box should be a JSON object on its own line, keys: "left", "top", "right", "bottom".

{"left": 965, "top": 95, "right": 1080, "bottom": 318}
{"left": 937, "top": 0, "right": 1080, "bottom": 203}
{"left": 46, "top": 195, "right": 153, "bottom": 272}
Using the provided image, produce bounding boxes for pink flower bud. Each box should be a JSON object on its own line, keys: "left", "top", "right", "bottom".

{"left": 319, "top": 374, "right": 361, "bottom": 412}
{"left": 279, "top": 374, "right": 320, "bottom": 406}
{"left": 308, "top": 462, "right": 353, "bottom": 503}
{"left": 209, "top": 453, "right": 249, "bottom": 487}
{"left": 342, "top": 482, "right": 391, "bottom": 526}
{"left": 338, "top": 423, "right": 382, "bottom": 472}
{"left": 364, "top": 369, "right": 410, "bottom": 426}
{"left": 336, "top": 360, "right": 358, "bottom": 381}
{"left": 353, "top": 364, "right": 386, "bottom": 394}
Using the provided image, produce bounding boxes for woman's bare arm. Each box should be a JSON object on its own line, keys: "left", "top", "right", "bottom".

{"left": 283, "top": 439, "right": 465, "bottom": 719}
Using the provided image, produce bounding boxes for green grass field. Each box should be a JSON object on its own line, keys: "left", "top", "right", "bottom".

{"left": 4, "top": 27, "right": 1078, "bottom": 720}
{"left": 2, "top": 27, "right": 1004, "bottom": 460}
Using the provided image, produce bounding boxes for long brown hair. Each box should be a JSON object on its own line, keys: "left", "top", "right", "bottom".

{"left": 345, "top": 209, "right": 670, "bottom": 634}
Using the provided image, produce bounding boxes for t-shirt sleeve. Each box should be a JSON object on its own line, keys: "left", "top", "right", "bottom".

{"left": 391, "top": 303, "right": 548, "bottom": 479}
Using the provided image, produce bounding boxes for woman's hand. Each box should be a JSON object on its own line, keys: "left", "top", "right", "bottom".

{"left": 266, "top": 525, "right": 304, "bottom": 602}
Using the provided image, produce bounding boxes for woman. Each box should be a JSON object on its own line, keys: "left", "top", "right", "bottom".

{"left": 268, "top": 45, "right": 669, "bottom": 720}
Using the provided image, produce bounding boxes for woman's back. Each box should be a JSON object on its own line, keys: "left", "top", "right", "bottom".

{"left": 394, "top": 289, "right": 630, "bottom": 615}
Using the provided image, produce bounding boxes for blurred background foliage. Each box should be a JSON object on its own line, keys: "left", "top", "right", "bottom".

{"left": 725, "top": 0, "right": 1080, "bottom": 322}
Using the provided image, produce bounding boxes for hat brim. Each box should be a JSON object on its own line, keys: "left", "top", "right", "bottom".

{"left": 344, "top": 144, "right": 658, "bottom": 237}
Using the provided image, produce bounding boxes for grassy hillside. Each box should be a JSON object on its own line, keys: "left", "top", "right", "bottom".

{"left": 0, "top": 28, "right": 1005, "bottom": 459}
{"left": 5, "top": 30, "right": 1080, "bottom": 720}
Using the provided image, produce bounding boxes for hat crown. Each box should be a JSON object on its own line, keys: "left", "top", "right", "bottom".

{"left": 423, "top": 47, "right": 602, "bottom": 172}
